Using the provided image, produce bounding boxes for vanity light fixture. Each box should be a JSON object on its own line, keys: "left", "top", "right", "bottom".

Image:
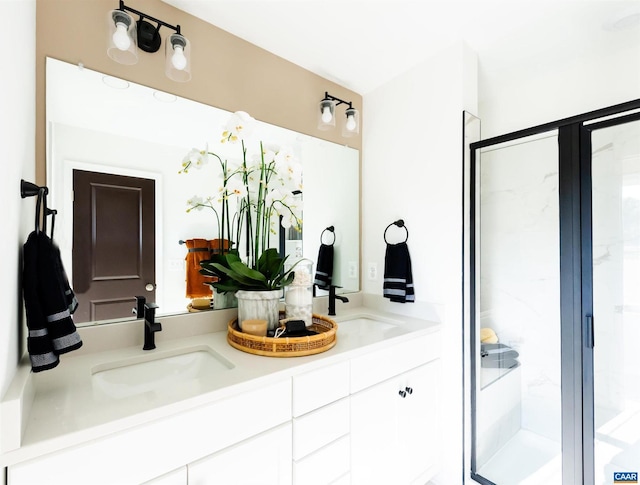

{"left": 107, "top": 0, "right": 192, "bottom": 82}
{"left": 317, "top": 92, "right": 360, "bottom": 137}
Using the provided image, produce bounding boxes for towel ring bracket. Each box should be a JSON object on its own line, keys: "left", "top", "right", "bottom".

{"left": 320, "top": 226, "right": 335, "bottom": 246}
{"left": 384, "top": 219, "right": 409, "bottom": 244}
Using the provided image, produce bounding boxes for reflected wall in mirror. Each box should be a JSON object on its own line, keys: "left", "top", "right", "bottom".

{"left": 46, "top": 58, "right": 359, "bottom": 326}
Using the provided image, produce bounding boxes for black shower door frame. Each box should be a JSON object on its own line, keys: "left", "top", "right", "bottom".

{"left": 468, "top": 99, "right": 640, "bottom": 485}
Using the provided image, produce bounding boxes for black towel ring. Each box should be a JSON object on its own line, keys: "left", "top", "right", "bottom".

{"left": 21, "top": 180, "right": 55, "bottom": 236}
{"left": 384, "top": 219, "right": 409, "bottom": 244}
{"left": 320, "top": 226, "right": 335, "bottom": 246}
{"left": 21, "top": 180, "right": 60, "bottom": 238}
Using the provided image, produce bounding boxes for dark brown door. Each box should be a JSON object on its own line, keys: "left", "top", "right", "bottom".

{"left": 73, "top": 170, "right": 155, "bottom": 323}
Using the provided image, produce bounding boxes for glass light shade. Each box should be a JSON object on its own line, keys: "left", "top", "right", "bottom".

{"left": 107, "top": 10, "right": 138, "bottom": 65}
{"left": 317, "top": 99, "right": 336, "bottom": 130}
{"left": 342, "top": 107, "right": 360, "bottom": 137}
{"left": 165, "top": 33, "right": 191, "bottom": 82}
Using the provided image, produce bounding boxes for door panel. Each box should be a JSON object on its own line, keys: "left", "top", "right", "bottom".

{"left": 473, "top": 133, "right": 562, "bottom": 485}
{"left": 591, "top": 119, "right": 640, "bottom": 485}
{"left": 73, "top": 170, "right": 155, "bottom": 323}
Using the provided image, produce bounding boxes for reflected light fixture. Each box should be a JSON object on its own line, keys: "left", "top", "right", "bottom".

{"left": 317, "top": 92, "right": 360, "bottom": 137}
{"left": 107, "top": 0, "right": 192, "bottom": 82}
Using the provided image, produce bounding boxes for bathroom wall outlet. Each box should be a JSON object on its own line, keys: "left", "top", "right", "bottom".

{"left": 168, "top": 259, "right": 184, "bottom": 272}
{"left": 348, "top": 261, "right": 358, "bottom": 279}
{"left": 367, "top": 262, "right": 378, "bottom": 280}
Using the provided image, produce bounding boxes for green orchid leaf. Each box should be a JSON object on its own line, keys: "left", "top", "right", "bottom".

{"left": 228, "top": 261, "right": 268, "bottom": 284}
{"left": 257, "top": 248, "right": 282, "bottom": 280}
{"left": 209, "top": 281, "right": 241, "bottom": 293}
{"left": 210, "top": 263, "right": 261, "bottom": 287}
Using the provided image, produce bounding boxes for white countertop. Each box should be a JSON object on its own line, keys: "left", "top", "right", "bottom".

{"left": 0, "top": 303, "right": 439, "bottom": 467}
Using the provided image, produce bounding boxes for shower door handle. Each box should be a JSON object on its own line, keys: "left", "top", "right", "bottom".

{"left": 585, "top": 315, "right": 594, "bottom": 349}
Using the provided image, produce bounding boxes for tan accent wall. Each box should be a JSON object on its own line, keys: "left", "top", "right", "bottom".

{"left": 35, "top": 0, "right": 362, "bottom": 185}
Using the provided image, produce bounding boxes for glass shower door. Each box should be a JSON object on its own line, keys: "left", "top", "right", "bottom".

{"left": 473, "top": 132, "right": 563, "bottom": 485}
{"left": 590, "top": 118, "right": 640, "bottom": 485}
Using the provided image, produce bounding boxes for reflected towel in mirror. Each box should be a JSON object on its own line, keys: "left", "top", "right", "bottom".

{"left": 313, "top": 243, "right": 334, "bottom": 289}
{"left": 184, "top": 238, "right": 214, "bottom": 298}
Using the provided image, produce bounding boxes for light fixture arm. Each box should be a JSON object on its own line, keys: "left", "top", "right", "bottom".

{"left": 323, "top": 92, "right": 353, "bottom": 110}
{"left": 117, "top": 0, "right": 181, "bottom": 35}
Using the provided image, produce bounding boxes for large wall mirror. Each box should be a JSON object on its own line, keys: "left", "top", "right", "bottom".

{"left": 46, "top": 58, "right": 360, "bottom": 326}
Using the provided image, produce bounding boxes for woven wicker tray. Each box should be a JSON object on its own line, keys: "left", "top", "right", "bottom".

{"left": 227, "top": 313, "right": 337, "bottom": 357}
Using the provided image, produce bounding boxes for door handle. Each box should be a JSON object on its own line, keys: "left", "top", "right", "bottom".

{"left": 145, "top": 283, "right": 155, "bottom": 292}
{"left": 585, "top": 315, "right": 594, "bottom": 348}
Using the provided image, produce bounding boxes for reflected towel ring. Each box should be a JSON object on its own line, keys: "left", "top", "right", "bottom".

{"left": 320, "top": 226, "right": 335, "bottom": 246}
{"left": 384, "top": 219, "right": 409, "bottom": 244}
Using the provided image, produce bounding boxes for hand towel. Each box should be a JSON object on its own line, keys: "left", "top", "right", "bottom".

{"left": 313, "top": 243, "right": 334, "bottom": 289}
{"left": 480, "top": 343, "right": 520, "bottom": 369}
{"left": 480, "top": 357, "right": 520, "bottom": 369}
{"left": 23, "top": 231, "right": 83, "bottom": 372}
{"left": 480, "top": 343, "right": 520, "bottom": 360}
{"left": 209, "top": 238, "right": 230, "bottom": 255}
{"left": 383, "top": 242, "right": 415, "bottom": 303}
{"left": 184, "top": 238, "right": 214, "bottom": 299}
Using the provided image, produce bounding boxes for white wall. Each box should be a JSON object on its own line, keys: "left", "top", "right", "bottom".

{"left": 479, "top": 33, "right": 640, "bottom": 138}
{"left": 0, "top": 1, "right": 35, "bottom": 482}
{"left": 0, "top": 0, "right": 35, "bottom": 400}
{"left": 362, "top": 42, "right": 478, "bottom": 485}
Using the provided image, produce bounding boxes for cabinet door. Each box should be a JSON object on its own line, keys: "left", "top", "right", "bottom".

{"left": 350, "top": 375, "right": 400, "bottom": 484}
{"left": 350, "top": 362, "right": 440, "bottom": 485}
{"left": 397, "top": 362, "right": 440, "bottom": 484}
{"left": 188, "top": 423, "right": 292, "bottom": 485}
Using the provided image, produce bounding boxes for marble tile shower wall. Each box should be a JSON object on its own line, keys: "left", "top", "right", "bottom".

{"left": 479, "top": 135, "right": 562, "bottom": 443}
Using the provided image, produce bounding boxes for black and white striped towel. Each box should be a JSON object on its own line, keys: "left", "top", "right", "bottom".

{"left": 23, "top": 231, "right": 82, "bottom": 372}
{"left": 383, "top": 242, "right": 415, "bottom": 303}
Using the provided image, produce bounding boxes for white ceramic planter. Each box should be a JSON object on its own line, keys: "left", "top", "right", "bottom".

{"left": 213, "top": 290, "right": 237, "bottom": 310}
{"left": 235, "top": 290, "right": 281, "bottom": 332}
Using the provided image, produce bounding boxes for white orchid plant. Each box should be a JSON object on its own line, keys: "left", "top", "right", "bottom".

{"left": 179, "top": 111, "right": 304, "bottom": 291}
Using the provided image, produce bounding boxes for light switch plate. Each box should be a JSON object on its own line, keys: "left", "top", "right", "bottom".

{"left": 367, "top": 262, "right": 377, "bottom": 280}
{"left": 348, "top": 261, "right": 358, "bottom": 279}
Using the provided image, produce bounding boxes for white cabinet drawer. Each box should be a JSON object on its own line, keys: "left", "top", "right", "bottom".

{"left": 8, "top": 379, "right": 291, "bottom": 485}
{"left": 141, "top": 467, "right": 187, "bottom": 485}
{"left": 293, "top": 398, "right": 349, "bottom": 460}
{"left": 189, "top": 423, "right": 292, "bottom": 485}
{"left": 293, "top": 435, "right": 350, "bottom": 485}
{"left": 292, "top": 360, "right": 349, "bottom": 417}
{"left": 350, "top": 332, "right": 440, "bottom": 393}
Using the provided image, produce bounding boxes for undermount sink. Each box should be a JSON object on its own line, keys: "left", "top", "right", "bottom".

{"left": 91, "top": 345, "right": 235, "bottom": 400}
{"left": 336, "top": 315, "right": 404, "bottom": 344}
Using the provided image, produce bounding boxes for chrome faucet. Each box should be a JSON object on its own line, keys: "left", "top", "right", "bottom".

{"left": 143, "top": 302, "right": 162, "bottom": 351}
{"left": 328, "top": 285, "right": 349, "bottom": 316}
